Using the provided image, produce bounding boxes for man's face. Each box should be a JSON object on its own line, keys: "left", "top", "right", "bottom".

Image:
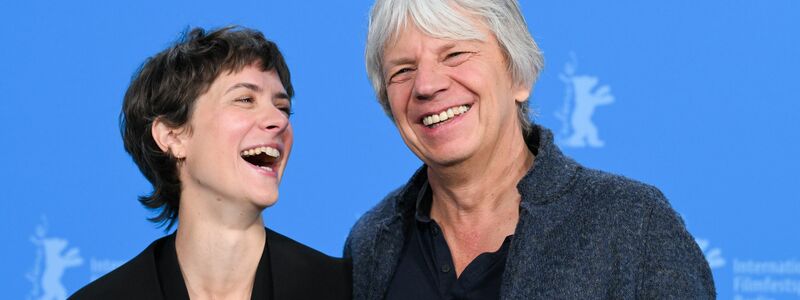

{"left": 382, "top": 20, "right": 530, "bottom": 168}
{"left": 176, "top": 65, "right": 293, "bottom": 209}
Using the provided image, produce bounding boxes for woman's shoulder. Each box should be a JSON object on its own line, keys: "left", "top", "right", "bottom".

{"left": 266, "top": 227, "right": 349, "bottom": 269}
{"left": 68, "top": 237, "right": 169, "bottom": 300}
{"left": 266, "top": 228, "right": 352, "bottom": 299}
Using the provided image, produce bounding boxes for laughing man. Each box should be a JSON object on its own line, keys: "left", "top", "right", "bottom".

{"left": 344, "top": 0, "right": 716, "bottom": 299}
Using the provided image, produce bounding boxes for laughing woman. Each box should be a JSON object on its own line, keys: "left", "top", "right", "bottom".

{"left": 70, "top": 26, "right": 351, "bottom": 300}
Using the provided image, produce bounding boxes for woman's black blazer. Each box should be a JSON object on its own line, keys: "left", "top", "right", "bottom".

{"left": 69, "top": 228, "right": 351, "bottom": 300}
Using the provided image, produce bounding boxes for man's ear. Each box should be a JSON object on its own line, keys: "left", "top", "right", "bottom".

{"left": 152, "top": 117, "right": 188, "bottom": 159}
{"left": 513, "top": 83, "right": 532, "bottom": 104}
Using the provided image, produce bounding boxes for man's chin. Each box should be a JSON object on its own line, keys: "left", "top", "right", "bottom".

{"left": 422, "top": 152, "right": 472, "bottom": 169}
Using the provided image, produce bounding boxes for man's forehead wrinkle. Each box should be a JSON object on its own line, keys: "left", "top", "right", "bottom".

{"left": 384, "top": 19, "right": 484, "bottom": 55}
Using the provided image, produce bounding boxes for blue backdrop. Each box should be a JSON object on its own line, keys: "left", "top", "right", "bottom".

{"left": 1, "top": 1, "right": 798, "bottom": 299}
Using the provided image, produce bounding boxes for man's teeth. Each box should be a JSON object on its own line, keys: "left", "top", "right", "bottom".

{"left": 240, "top": 146, "right": 280, "bottom": 158}
{"left": 258, "top": 166, "right": 273, "bottom": 172}
{"left": 422, "top": 105, "right": 470, "bottom": 126}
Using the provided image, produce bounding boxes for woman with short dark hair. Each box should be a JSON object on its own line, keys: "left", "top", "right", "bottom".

{"left": 70, "top": 26, "right": 350, "bottom": 300}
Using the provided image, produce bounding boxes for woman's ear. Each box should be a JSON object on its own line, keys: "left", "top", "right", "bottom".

{"left": 151, "top": 118, "right": 188, "bottom": 159}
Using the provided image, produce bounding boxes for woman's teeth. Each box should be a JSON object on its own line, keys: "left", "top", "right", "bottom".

{"left": 240, "top": 146, "right": 280, "bottom": 172}
{"left": 240, "top": 146, "right": 280, "bottom": 158}
{"left": 422, "top": 105, "right": 470, "bottom": 127}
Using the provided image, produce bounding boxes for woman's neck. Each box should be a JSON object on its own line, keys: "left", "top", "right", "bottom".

{"left": 174, "top": 198, "right": 266, "bottom": 300}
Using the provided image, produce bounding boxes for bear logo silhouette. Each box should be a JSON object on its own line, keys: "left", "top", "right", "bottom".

{"left": 27, "top": 217, "right": 83, "bottom": 300}
{"left": 555, "top": 53, "right": 615, "bottom": 148}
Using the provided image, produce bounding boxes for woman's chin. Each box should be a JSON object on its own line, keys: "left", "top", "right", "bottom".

{"left": 252, "top": 192, "right": 279, "bottom": 210}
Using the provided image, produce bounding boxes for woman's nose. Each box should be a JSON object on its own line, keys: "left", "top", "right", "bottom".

{"left": 260, "top": 104, "right": 290, "bottom": 131}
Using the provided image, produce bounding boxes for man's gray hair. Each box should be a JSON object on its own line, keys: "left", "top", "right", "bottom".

{"left": 366, "top": 0, "right": 544, "bottom": 135}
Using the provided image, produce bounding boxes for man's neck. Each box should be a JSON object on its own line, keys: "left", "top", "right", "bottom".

{"left": 426, "top": 129, "right": 534, "bottom": 276}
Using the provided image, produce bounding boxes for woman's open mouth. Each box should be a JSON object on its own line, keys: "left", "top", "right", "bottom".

{"left": 240, "top": 146, "right": 280, "bottom": 172}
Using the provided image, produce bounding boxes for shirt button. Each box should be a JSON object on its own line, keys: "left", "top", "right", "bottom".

{"left": 441, "top": 264, "right": 451, "bottom": 273}
{"left": 431, "top": 226, "right": 439, "bottom": 235}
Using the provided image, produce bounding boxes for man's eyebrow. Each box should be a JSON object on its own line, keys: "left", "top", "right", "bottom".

{"left": 273, "top": 91, "right": 290, "bottom": 100}
{"left": 385, "top": 57, "right": 415, "bottom": 69}
{"left": 384, "top": 43, "right": 459, "bottom": 68}
{"left": 225, "top": 82, "right": 262, "bottom": 95}
{"left": 436, "top": 42, "right": 457, "bottom": 54}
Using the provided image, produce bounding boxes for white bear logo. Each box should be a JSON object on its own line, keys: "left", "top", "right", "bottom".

{"left": 27, "top": 217, "right": 84, "bottom": 300}
{"left": 696, "top": 238, "right": 726, "bottom": 269}
{"left": 556, "top": 53, "right": 615, "bottom": 148}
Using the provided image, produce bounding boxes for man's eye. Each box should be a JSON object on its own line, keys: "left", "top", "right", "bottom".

{"left": 444, "top": 51, "right": 472, "bottom": 66}
{"left": 446, "top": 51, "right": 467, "bottom": 59}
{"left": 395, "top": 67, "right": 412, "bottom": 75}
{"left": 389, "top": 67, "right": 414, "bottom": 83}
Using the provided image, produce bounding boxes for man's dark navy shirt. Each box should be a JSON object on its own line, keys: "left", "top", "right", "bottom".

{"left": 385, "top": 181, "right": 512, "bottom": 300}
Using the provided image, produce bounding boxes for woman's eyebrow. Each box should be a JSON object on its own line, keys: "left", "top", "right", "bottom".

{"left": 225, "top": 82, "right": 262, "bottom": 95}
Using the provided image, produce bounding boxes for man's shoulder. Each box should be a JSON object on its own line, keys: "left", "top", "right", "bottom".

{"left": 343, "top": 185, "right": 410, "bottom": 260}
{"left": 564, "top": 166, "right": 700, "bottom": 252}
{"left": 573, "top": 166, "right": 671, "bottom": 214}
{"left": 343, "top": 186, "right": 411, "bottom": 300}
{"left": 69, "top": 238, "right": 164, "bottom": 300}
{"left": 346, "top": 187, "right": 403, "bottom": 244}
{"left": 570, "top": 169, "right": 714, "bottom": 297}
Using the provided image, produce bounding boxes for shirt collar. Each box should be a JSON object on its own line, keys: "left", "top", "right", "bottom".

{"left": 414, "top": 181, "right": 433, "bottom": 223}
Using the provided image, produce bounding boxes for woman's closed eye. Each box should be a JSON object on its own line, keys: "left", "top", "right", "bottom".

{"left": 274, "top": 98, "right": 293, "bottom": 117}
{"left": 235, "top": 96, "right": 254, "bottom": 104}
{"left": 278, "top": 106, "right": 293, "bottom": 117}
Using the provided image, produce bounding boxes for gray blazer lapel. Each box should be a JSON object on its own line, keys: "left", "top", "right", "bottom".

{"left": 366, "top": 217, "right": 406, "bottom": 300}
{"left": 501, "top": 126, "right": 582, "bottom": 299}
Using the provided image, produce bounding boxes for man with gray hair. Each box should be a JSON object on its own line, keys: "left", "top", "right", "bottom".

{"left": 345, "top": 0, "right": 715, "bottom": 299}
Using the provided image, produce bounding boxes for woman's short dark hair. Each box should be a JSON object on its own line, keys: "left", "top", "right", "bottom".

{"left": 121, "top": 26, "right": 293, "bottom": 230}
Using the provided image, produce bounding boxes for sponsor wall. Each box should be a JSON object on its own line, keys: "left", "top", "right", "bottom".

{"left": 1, "top": 1, "right": 798, "bottom": 299}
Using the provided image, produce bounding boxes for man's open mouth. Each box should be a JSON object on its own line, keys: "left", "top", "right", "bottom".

{"left": 421, "top": 105, "right": 471, "bottom": 128}
{"left": 240, "top": 146, "right": 280, "bottom": 172}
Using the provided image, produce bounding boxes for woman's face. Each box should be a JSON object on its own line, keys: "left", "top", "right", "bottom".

{"left": 175, "top": 64, "right": 293, "bottom": 210}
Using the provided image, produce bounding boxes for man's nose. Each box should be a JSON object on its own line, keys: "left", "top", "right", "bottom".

{"left": 412, "top": 63, "right": 450, "bottom": 101}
